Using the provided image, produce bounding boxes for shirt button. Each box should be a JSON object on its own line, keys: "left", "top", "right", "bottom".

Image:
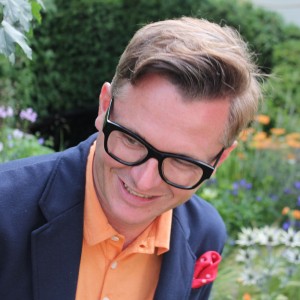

{"left": 111, "top": 261, "right": 118, "bottom": 269}
{"left": 111, "top": 235, "right": 119, "bottom": 242}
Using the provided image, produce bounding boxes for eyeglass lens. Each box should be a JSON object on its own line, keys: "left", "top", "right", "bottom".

{"left": 106, "top": 129, "right": 204, "bottom": 188}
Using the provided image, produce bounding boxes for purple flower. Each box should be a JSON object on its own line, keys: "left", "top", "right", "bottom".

{"left": 269, "top": 194, "right": 278, "bottom": 201}
{"left": 294, "top": 181, "right": 300, "bottom": 190}
{"left": 282, "top": 221, "right": 291, "bottom": 231}
{"left": 19, "top": 108, "right": 38, "bottom": 123}
{"left": 245, "top": 183, "right": 252, "bottom": 190}
{"left": 0, "top": 106, "right": 14, "bottom": 118}
{"left": 38, "top": 138, "right": 44, "bottom": 145}
{"left": 284, "top": 188, "right": 292, "bottom": 194}
{"left": 256, "top": 196, "right": 262, "bottom": 202}
{"left": 238, "top": 179, "right": 252, "bottom": 190}
{"left": 232, "top": 182, "right": 239, "bottom": 190}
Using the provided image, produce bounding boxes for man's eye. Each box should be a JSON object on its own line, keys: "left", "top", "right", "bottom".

{"left": 121, "top": 134, "right": 141, "bottom": 147}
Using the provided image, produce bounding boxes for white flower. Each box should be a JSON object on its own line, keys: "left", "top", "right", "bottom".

{"left": 0, "top": 142, "right": 3, "bottom": 152}
{"left": 236, "top": 248, "right": 257, "bottom": 263}
{"left": 238, "top": 268, "right": 260, "bottom": 285}
{"left": 280, "top": 228, "right": 300, "bottom": 247}
{"left": 282, "top": 249, "right": 300, "bottom": 264}
{"left": 200, "top": 188, "right": 218, "bottom": 200}
{"left": 256, "top": 226, "right": 282, "bottom": 247}
{"left": 12, "top": 129, "right": 24, "bottom": 139}
{"left": 236, "top": 227, "right": 257, "bottom": 246}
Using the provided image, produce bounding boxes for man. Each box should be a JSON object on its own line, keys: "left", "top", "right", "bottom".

{"left": 0, "top": 17, "right": 261, "bottom": 299}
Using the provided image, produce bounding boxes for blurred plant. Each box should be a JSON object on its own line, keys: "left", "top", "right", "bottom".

{"left": 0, "top": 0, "right": 44, "bottom": 63}
{"left": 200, "top": 112, "right": 300, "bottom": 239}
{"left": 234, "top": 226, "right": 300, "bottom": 299}
{"left": 0, "top": 105, "right": 53, "bottom": 162}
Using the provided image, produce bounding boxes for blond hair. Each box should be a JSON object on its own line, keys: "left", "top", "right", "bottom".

{"left": 111, "top": 17, "right": 262, "bottom": 147}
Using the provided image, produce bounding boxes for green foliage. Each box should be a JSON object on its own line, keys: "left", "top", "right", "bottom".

{"left": 7, "top": 0, "right": 292, "bottom": 116}
{"left": 198, "top": 116, "right": 300, "bottom": 239}
{"left": 0, "top": 127, "right": 53, "bottom": 161}
{"left": 0, "top": 0, "right": 44, "bottom": 63}
{"left": 1, "top": 0, "right": 299, "bottom": 150}
{"left": 193, "top": 0, "right": 286, "bottom": 71}
{"left": 28, "top": 0, "right": 203, "bottom": 115}
{"left": 0, "top": 105, "right": 54, "bottom": 162}
{"left": 263, "top": 39, "right": 300, "bottom": 120}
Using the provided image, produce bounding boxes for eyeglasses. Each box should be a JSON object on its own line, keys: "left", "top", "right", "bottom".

{"left": 102, "top": 98, "right": 224, "bottom": 190}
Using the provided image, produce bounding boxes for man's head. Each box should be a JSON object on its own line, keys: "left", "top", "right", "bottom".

{"left": 93, "top": 17, "right": 261, "bottom": 233}
{"left": 111, "top": 17, "right": 261, "bottom": 147}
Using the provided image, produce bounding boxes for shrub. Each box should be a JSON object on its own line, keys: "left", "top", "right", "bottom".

{"left": 0, "top": 105, "right": 54, "bottom": 162}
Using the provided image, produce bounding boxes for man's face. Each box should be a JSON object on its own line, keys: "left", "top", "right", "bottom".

{"left": 93, "top": 74, "right": 233, "bottom": 232}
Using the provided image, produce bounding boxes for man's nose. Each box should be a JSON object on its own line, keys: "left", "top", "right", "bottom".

{"left": 130, "top": 158, "right": 164, "bottom": 191}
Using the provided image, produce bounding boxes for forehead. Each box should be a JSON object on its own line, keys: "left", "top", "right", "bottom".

{"left": 112, "top": 74, "right": 229, "bottom": 160}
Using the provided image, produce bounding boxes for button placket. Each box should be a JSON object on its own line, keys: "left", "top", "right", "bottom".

{"left": 111, "top": 235, "right": 119, "bottom": 242}
{"left": 110, "top": 261, "right": 118, "bottom": 269}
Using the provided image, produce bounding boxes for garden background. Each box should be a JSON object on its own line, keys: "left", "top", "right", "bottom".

{"left": 0, "top": 0, "right": 300, "bottom": 299}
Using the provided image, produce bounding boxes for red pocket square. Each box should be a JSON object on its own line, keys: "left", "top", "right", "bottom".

{"left": 192, "top": 251, "right": 222, "bottom": 288}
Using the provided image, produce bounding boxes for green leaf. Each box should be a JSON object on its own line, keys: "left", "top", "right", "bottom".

{"left": 1, "top": 0, "right": 32, "bottom": 32}
{"left": 31, "top": 1, "right": 42, "bottom": 24}
{"left": 1, "top": 20, "right": 32, "bottom": 59}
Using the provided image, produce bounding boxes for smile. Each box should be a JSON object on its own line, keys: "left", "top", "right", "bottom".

{"left": 123, "top": 183, "right": 153, "bottom": 199}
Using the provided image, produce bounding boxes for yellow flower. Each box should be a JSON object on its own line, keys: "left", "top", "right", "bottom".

{"left": 293, "top": 210, "right": 300, "bottom": 220}
{"left": 282, "top": 207, "right": 290, "bottom": 215}
{"left": 270, "top": 128, "right": 286, "bottom": 136}
{"left": 255, "top": 114, "right": 270, "bottom": 125}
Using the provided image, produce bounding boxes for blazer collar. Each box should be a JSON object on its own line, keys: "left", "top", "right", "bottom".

{"left": 31, "top": 134, "right": 97, "bottom": 300}
{"left": 154, "top": 214, "right": 196, "bottom": 300}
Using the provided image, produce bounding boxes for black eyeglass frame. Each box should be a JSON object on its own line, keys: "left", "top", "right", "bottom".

{"left": 102, "top": 98, "right": 225, "bottom": 190}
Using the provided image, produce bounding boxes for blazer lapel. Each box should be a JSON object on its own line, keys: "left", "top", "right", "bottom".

{"left": 31, "top": 201, "right": 83, "bottom": 300}
{"left": 154, "top": 217, "right": 196, "bottom": 300}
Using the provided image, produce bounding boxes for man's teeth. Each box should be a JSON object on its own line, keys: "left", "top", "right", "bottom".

{"left": 124, "top": 183, "right": 152, "bottom": 199}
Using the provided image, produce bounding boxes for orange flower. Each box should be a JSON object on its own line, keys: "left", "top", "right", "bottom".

{"left": 282, "top": 207, "right": 290, "bottom": 215}
{"left": 286, "top": 132, "right": 300, "bottom": 148}
{"left": 253, "top": 131, "right": 267, "bottom": 141}
{"left": 255, "top": 114, "right": 270, "bottom": 125}
{"left": 239, "top": 128, "right": 255, "bottom": 141}
{"left": 243, "top": 293, "right": 252, "bottom": 300}
{"left": 293, "top": 210, "right": 300, "bottom": 220}
{"left": 270, "top": 128, "right": 286, "bottom": 136}
{"left": 286, "top": 139, "right": 300, "bottom": 149}
{"left": 286, "top": 133, "right": 300, "bottom": 140}
{"left": 237, "top": 152, "right": 246, "bottom": 159}
{"left": 251, "top": 137, "right": 273, "bottom": 149}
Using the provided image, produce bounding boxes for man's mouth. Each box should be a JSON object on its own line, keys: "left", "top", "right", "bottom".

{"left": 123, "top": 183, "right": 153, "bottom": 199}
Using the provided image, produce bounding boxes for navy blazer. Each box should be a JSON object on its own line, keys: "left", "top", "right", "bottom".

{"left": 0, "top": 134, "right": 226, "bottom": 300}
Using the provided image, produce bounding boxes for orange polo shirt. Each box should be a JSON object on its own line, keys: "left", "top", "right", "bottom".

{"left": 75, "top": 142, "right": 172, "bottom": 300}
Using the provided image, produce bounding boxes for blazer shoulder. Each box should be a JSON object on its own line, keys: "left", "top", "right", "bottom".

{"left": 173, "top": 194, "right": 227, "bottom": 254}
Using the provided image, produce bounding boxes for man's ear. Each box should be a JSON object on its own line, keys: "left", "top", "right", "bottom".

{"left": 217, "top": 140, "right": 238, "bottom": 167}
{"left": 95, "top": 82, "right": 111, "bottom": 130}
